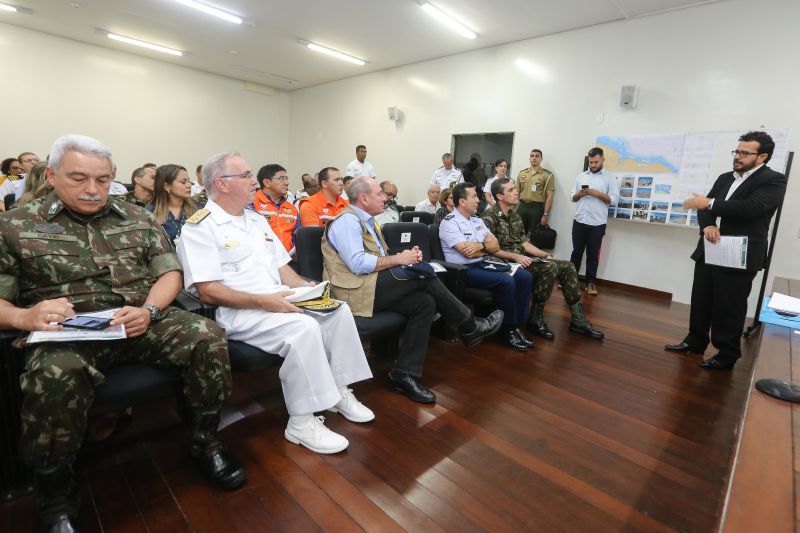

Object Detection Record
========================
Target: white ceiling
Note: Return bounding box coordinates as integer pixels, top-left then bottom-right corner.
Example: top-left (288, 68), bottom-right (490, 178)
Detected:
top-left (1, 0), bottom-right (724, 90)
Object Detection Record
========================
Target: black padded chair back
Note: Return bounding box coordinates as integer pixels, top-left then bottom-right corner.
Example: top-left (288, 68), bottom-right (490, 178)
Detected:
top-left (429, 223), bottom-right (446, 261)
top-left (295, 226), bottom-right (325, 281)
top-left (381, 222), bottom-right (431, 261)
top-left (400, 210), bottom-right (434, 225)
top-left (3, 193), bottom-right (16, 210)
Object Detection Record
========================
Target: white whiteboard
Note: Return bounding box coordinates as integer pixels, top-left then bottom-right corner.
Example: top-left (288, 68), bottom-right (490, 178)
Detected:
top-left (597, 129), bottom-right (791, 229)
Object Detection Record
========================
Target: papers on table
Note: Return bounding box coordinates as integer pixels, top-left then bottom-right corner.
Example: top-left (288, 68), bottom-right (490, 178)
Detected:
top-left (27, 308), bottom-right (127, 344)
top-left (768, 293), bottom-right (800, 316)
top-left (760, 297), bottom-right (800, 329)
top-left (285, 281), bottom-right (329, 303)
top-left (704, 236), bottom-right (747, 269)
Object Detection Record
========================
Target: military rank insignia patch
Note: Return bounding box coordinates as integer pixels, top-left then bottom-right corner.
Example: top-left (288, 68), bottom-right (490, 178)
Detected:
top-left (186, 208), bottom-right (211, 224)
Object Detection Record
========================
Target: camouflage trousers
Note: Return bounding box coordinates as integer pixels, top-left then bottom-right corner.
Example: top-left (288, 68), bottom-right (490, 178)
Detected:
top-left (527, 258), bottom-right (581, 305)
top-left (18, 307), bottom-right (231, 470)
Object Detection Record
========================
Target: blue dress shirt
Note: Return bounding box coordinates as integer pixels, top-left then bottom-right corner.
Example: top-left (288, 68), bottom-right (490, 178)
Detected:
top-left (327, 205), bottom-right (385, 275)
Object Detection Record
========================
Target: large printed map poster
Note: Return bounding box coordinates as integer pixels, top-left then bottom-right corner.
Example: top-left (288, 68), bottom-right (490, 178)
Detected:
top-left (596, 133), bottom-right (714, 228)
top-left (596, 130), bottom-right (791, 229)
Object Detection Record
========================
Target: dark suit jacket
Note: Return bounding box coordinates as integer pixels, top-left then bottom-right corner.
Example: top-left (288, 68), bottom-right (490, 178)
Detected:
top-left (691, 165), bottom-right (786, 271)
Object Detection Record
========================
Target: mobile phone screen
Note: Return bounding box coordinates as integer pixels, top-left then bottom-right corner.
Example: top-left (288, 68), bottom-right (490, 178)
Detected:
top-left (581, 184), bottom-right (589, 190)
top-left (62, 316), bottom-right (112, 330)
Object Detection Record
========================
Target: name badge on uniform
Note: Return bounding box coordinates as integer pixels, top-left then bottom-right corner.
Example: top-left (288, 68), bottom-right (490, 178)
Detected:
top-left (34, 223), bottom-right (65, 234)
top-left (224, 240), bottom-right (240, 249)
top-left (532, 183), bottom-right (538, 192)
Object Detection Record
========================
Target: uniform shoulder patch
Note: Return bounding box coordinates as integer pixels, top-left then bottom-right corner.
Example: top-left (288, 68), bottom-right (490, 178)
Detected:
top-left (186, 208), bottom-right (211, 224)
top-left (443, 213), bottom-right (455, 220)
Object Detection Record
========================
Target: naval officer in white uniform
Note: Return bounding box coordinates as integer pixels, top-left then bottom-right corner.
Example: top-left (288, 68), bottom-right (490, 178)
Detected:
top-left (177, 151), bottom-right (374, 455)
top-left (431, 152), bottom-right (464, 191)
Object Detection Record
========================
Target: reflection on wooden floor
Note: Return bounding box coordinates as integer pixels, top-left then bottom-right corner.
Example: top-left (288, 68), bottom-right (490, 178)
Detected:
top-left (1, 285), bottom-right (758, 532)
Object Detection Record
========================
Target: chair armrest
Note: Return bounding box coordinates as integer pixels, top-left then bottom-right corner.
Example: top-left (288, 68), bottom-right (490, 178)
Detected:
top-left (173, 290), bottom-right (217, 320)
top-left (431, 260), bottom-right (467, 300)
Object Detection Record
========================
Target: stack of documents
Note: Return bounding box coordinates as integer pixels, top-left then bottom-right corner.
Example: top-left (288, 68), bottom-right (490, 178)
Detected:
top-left (27, 308), bottom-right (126, 344)
top-left (768, 293), bottom-right (800, 316)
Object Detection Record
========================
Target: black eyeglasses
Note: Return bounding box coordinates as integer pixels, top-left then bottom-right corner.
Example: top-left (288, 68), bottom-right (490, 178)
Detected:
top-left (731, 150), bottom-right (759, 158)
top-left (217, 171), bottom-right (253, 180)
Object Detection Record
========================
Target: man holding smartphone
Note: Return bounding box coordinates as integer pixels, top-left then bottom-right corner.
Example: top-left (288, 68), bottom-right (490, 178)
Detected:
top-left (0, 134), bottom-right (245, 532)
top-left (569, 147), bottom-right (619, 295)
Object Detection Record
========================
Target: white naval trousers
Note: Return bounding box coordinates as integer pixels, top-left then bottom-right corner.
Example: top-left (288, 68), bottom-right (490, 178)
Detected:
top-left (217, 303), bottom-right (372, 416)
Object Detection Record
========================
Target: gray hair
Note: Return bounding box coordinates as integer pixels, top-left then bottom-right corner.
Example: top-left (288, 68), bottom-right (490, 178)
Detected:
top-left (427, 183), bottom-right (441, 192)
top-left (202, 151), bottom-right (240, 198)
top-left (442, 152), bottom-right (453, 162)
top-left (49, 134), bottom-right (114, 172)
top-left (348, 176), bottom-right (374, 202)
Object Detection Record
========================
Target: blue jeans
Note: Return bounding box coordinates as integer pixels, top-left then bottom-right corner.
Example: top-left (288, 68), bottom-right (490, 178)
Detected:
top-left (570, 221), bottom-right (606, 283)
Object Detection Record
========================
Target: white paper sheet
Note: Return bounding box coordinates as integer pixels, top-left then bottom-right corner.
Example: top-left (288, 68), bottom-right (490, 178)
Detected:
top-left (768, 293), bottom-right (800, 316)
top-left (704, 236), bottom-right (747, 269)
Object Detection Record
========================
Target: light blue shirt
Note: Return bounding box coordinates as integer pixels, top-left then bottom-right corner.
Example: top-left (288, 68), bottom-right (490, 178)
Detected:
top-left (571, 169), bottom-right (619, 226)
top-left (439, 209), bottom-right (489, 265)
top-left (327, 205), bottom-right (385, 275)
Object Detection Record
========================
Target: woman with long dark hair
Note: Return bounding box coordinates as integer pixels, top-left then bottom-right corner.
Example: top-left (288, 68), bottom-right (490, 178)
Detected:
top-left (150, 164), bottom-right (196, 246)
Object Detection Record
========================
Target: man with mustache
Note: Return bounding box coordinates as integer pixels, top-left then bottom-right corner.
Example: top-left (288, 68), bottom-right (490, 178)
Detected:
top-left (0, 134), bottom-right (245, 533)
top-left (177, 152), bottom-right (374, 456)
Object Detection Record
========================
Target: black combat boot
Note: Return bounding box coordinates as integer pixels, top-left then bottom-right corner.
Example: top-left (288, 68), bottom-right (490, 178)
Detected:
top-left (568, 302), bottom-right (604, 340)
top-left (34, 464), bottom-right (80, 533)
top-left (527, 302), bottom-right (554, 340)
top-left (190, 412), bottom-right (246, 491)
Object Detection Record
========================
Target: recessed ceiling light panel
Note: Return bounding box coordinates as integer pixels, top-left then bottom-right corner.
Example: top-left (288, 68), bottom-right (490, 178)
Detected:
top-left (107, 32), bottom-right (184, 56)
top-left (0, 2), bottom-right (17, 13)
top-left (300, 40), bottom-right (365, 66)
top-left (420, 2), bottom-right (477, 39)
top-left (171, 0), bottom-right (242, 24)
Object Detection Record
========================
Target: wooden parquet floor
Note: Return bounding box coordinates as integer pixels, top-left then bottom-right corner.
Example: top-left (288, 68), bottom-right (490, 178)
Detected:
top-left (0, 284), bottom-right (759, 532)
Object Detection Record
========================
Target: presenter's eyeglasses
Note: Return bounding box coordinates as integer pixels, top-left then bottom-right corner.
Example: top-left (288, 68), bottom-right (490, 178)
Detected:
top-left (731, 150), bottom-right (759, 158)
top-left (217, 171), bottom-right (253, 180)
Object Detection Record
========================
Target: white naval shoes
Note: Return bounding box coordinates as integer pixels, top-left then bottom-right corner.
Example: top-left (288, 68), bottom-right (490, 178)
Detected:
top-left (284, 415), bottom-right (349, 454)
top-left (328, 387), bottom-right (375, 423)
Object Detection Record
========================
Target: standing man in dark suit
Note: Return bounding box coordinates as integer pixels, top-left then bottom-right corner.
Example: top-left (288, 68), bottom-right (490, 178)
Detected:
top-left (666, 131), bottom-right (787, 370)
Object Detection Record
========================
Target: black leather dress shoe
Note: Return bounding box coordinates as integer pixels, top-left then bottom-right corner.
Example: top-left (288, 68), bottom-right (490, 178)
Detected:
top-left (699, 356), bottom-right (736, 370)
top-left (569, 321), bottom-right (604, 340)
top-left (528, 320), bottom-right (555, 340)
top-left (461, 310), bottom-right (504, 347)
top-left (514, 328), bottom-right (534, 348)
top-left (504, 329), bottom-right (530, 351)
top-left (388, 372), bottom-right (436, 403)
top-left (42, 515), bottom-right (77, 533)
top-left (192, 446), bottom-right (247, 491)
top-left (664, 342), bottom-right (703, 354)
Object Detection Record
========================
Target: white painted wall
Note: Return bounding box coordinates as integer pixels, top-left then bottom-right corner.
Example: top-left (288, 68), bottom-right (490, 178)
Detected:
top-left (0, 23), bottom-right (290, 183)
top-left (288, 0), bottom-right (800, 309)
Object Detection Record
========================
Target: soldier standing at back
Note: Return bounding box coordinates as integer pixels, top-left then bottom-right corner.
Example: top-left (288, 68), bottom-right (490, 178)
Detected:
top-left (515, 148), bottom-right (555, 236)
top-left (0, 134), bottom-right (245, 532)
top-left (483, 178), bottom-right (603, 341)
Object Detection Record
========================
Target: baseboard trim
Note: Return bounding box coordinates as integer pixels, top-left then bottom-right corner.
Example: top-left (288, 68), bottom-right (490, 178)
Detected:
top-left (579, 276), bottom-right (672, 301)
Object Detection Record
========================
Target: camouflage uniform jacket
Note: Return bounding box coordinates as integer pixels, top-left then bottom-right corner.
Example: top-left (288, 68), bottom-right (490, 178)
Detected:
top-left (0, 191), bottom-right (182, 312)
top-left (481, 204), bottom-right (526, 255)
top-left (191, 189), bottom-right (208, 208)
top-left (120, 190), bottom-right (153, 210)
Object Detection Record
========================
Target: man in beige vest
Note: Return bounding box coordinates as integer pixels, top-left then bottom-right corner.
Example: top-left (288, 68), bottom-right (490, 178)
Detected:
top-left (323, 177), bottom-right (503, 404)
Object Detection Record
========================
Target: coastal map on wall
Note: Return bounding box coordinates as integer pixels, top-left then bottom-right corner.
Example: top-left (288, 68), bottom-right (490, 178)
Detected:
top-left (596, 129), bottom-right (790, 228)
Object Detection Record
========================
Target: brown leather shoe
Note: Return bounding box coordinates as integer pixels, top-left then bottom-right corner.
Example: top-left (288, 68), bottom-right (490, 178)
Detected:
top-left (587, 283), bottom-right (598, 295)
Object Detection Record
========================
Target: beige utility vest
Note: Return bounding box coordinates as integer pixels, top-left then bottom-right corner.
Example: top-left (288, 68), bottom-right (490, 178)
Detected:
top-left (321, 207), bottom-right (388, 317)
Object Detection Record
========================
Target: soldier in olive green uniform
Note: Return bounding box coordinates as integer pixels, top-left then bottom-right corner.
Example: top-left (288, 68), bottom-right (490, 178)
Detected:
top-left (482, 177), bottom-right (603, 340)
top-left (120, 166), bottom-right (155, 209)
top-left (0, 135), bottom-right (244, 533)
top-left (515, 148), bottom-right (555, 236)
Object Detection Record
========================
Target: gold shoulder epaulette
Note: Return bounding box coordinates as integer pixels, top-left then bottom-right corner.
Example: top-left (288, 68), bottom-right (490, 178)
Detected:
top-left (186, 208), bottom-right (210, 224)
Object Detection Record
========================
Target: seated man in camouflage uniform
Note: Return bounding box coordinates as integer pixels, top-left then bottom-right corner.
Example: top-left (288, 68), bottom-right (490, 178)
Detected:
top-left (482, 178), bottom-right (603, 340)
top-left (121, 165), bottom-right (155, 208)
top-left (0, 134), bottom-right (245, 533)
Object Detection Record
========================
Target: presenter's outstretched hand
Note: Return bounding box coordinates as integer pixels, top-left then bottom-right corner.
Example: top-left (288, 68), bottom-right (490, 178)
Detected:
top-left (684, 193), bottom-right (711, 210)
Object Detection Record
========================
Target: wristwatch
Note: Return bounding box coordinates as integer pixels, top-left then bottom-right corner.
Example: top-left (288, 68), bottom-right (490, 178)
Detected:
top-left (141, 303), bottom-right (161, 321)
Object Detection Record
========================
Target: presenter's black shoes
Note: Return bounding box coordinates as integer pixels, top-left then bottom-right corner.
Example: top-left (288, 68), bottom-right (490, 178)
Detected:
top-left (43, 515), bottom-right (77, 533)
top-left (461, 310), bottom-right (504, 347)
top-left (699, 356), bottom-right (736, 370)
top-left (388, 372), bottom-right (436, 403)
top-left (504, 329), bottom-right (530, 351)
top-left (569, 321), bottom-right (604, 340)
top-left (514, 328), bottom-right (534, 348)
top-left (664, 342), bottom-right (704, 354)
top-left (528, 319), bottom-right (555, 340)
